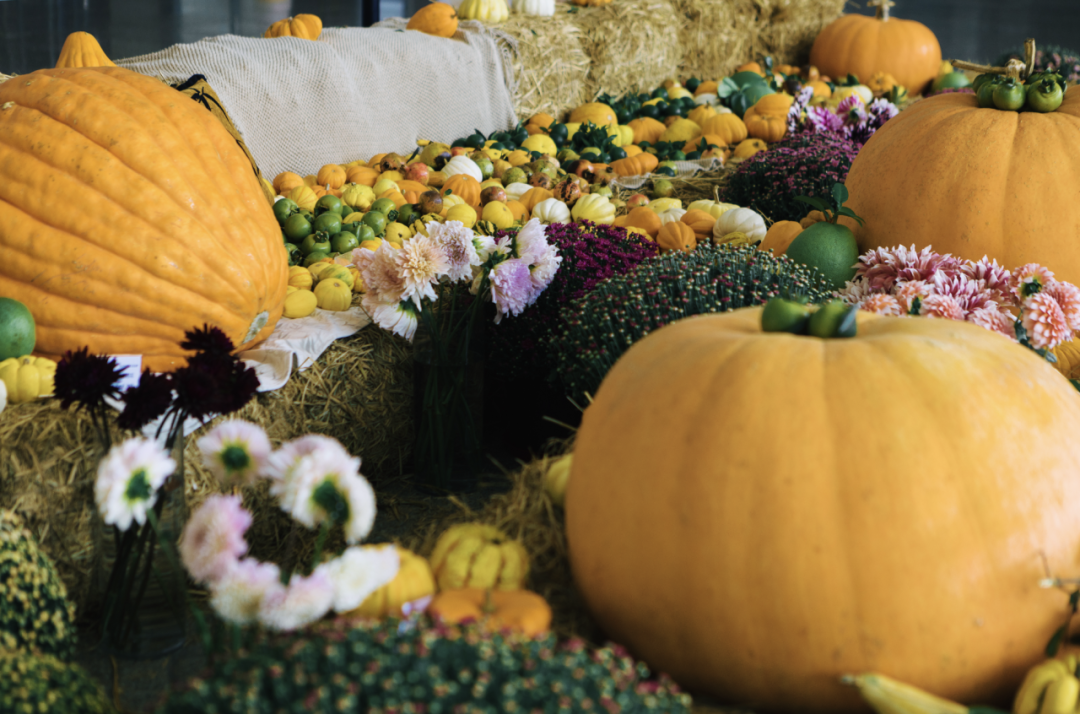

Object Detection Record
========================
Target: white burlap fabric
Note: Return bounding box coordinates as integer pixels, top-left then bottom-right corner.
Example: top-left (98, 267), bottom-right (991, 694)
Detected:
top-left (609, 157), bottom-right (723, 191)
top-left (116, 23), bottom-right (518, 179)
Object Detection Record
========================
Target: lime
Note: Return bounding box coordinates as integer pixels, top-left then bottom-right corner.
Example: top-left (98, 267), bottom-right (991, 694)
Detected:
top-left (303, 250), bottom-right (331, 267)
top-left (314, 194), bottom-right (344, 216)
top-left (362, 211), bottom-right (388, 237)
top-left (283, 214), bottom-right (313, 242)
top-left (313, 212), bottom-right (342, 235)
top-left (783, 222), bottom-right (859, 291)
top-left (761, 298), bottom-right (811, 334)
top-left (808, 301), bottom-right (858, 338)
top-left (0, 297), bottom-right (36, 360)
top-left (273, 198), bottom-right (298, 224)
top-left (331, 232), bottom-right (359, 254)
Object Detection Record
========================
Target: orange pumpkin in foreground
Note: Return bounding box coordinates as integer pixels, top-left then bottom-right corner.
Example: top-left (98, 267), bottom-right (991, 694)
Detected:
top-left (428, 588), bottom-right (552, 637)
top-left (845, 87), bottom-right (1080, 285)
top-left (0, 67), bottom-right (287, 370)
top-left (567, 306), bottom-right (1080, 712)
top-left (809, 1), bottom-right (940, 95)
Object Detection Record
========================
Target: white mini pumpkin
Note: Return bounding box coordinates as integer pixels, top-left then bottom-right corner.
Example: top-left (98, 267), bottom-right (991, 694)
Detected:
top-left (504, 182), bottom-right (533, 202)
top-left (656, 207), bottom-right (687, 225)
top-left (512, 0), bottom-right (554, 16)
top-left (441, 155), bottom-right (483, 183)
top-left (712, 206), bottom-right (767, 243)
top-left (571, 194), bottom-right (616, 225)
top-left (533, 198), bottom-right (571, 224)
top-left (458, 0), bottom-right (509, 22)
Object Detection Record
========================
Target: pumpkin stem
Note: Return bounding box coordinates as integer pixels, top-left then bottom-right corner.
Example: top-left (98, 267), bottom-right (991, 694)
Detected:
top-left (867, 0), bottom-right (894, 21)
top-left (951, 38), bottom-right (1036, 81)
top-left (482, 588), bottom-right (496, 615)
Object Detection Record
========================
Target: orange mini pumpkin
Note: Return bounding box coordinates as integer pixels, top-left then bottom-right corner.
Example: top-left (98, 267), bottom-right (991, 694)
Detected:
top-left (610, 152), bottom-right (659, 178)
top-left (520, 187), bottom-right (554, 213)
top-left (273, 171), bottom-right (305, 196)
top-left (569, 102), bottom-right (617, 127)
top-left (627, 117), bottom-right (667, 145)
top-left (699, 114), bottom-right (748, 146)
top-left (656, 221), bottom-right (697, 253)
top-left (621, 206), bottom-right (662, 238)
top-left (264, 13), bottom-right (323, 40)
top-left (316, 164), bottom-right (346, 189)
top-left (506, 200), bottom-right (530, 222)
top-left (346, 165), bottom-right (380, 187)
top-left (406, 2), bottom-right (459, 38)
top-left (428, 588), bottom-right (552, 637)
top-left (743, 109), bottom-right (787, 143)
top-left (680, 209), bottom-right (716, 241)
top-left (441, 174), bottom-right (481, 209)
top-left (758, 220), bottom-right (803, 255)
top-left (349, 547), bottom-right (437, 618)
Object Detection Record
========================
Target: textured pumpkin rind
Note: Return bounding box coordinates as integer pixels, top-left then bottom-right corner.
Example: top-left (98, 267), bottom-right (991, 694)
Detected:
top-left (809, 13), bottom-right (941, 95)
top-left (429, 524), bottom-right (530, 591)
top-left (567, 307), bottom-right (1080, 712)
top-left (0, 68), bottom-right (286, 371)
top-left (845, 88), bottom-right (1080, 286)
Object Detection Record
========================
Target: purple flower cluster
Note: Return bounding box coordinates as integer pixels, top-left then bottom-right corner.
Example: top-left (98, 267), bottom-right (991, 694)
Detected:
top-left (487, 221), bottom-right (659, 379)
top-left (787, 87), bottom-right (899, 148)
top-left (723, 131), bottom-right (861, 223)
top-left (997, 44), bottom-right (1080, 83)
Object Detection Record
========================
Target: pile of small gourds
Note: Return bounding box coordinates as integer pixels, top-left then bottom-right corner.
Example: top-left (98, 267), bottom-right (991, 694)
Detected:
top-left (973, 69), bottom-right (1067, 112)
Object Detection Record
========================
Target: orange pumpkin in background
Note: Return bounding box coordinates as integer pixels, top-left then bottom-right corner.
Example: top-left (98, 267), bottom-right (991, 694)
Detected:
top-left (406, 2), bottom-right (460, 38)
top-left (264, 13), bottom-right (323, 40)
top-left (567, 306), bottom-right (1080, 712)
top-left (428, 588), bottom-right (552, 637)
top-left (809, 0), bottom-right (941, 95)
top-left (0, 67), bottom-right (286, 370)
top-left (844, 87), bottom-right (1080, 285)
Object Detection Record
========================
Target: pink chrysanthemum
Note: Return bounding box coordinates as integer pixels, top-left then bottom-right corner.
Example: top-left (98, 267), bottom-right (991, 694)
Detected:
top-left (894, 280), bottom-right (934, 315)
top-left (836, 279), bottom-right (876, 306)
top-left (196, 420), bottom-right (272, 488)
top-left (854, 245), bottom-right (960, 292)
top-left (967, 306), bottom-right (1018, 341)
top-left (1010, 263), bottom-right (1056, 300)
top-left (352, 241), bottom-right (406, 305)
top-left (894, 246), bottom-right (962, 285)
top-left (858, 293), bottom-right (903, 316)
top-left (919, 293), bottom-right (966, 321)
top-left (258, 570), bottom-right (335, 631)
top-left (396, 234), bottom-right (449, 309)
top-left (1022, 292), bottom-right (1072, 349)
top-left (179, 494), bottom-right (252, 585)
top-left (428, 220), bottom-right (480, 283)
top-left (489, 258), bottom-right (534, 324)
top-left (962, 256), bottom-right (1013, 306)
top-left (1043, 281), bottom-right (1080, 332)
top-left (209, 557), bottom-right (281, 625)
top-left (930, 272), bottom-right (998, 316)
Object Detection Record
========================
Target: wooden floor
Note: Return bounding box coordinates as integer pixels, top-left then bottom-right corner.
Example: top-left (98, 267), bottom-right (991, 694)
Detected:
top-left (1, 0), bottom-right (1078, 76)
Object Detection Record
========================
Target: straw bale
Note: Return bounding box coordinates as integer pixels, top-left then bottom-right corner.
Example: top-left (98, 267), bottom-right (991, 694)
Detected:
top-left (751, 0), bottom-right (846, 67)
top-left (572, 0), bottom-right (683, 101)
top-left (498, 7), bottom-right (592, 122)
top-left (672, 0), bottom-right (753, 81)
top-left (0, 323), bottom-right (413, 617)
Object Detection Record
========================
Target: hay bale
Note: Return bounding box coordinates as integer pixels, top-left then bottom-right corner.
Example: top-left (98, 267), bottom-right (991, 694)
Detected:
top-left (672, 0), bottom-right (752, 81)
top-left (572, 0), bottom-right (682, 101)
top-left (751, 0), bottom-right (846, 67)
top-left (499, 7), bottom-right (592, 122)
top-left (0, 323), bottom-right (413, 617)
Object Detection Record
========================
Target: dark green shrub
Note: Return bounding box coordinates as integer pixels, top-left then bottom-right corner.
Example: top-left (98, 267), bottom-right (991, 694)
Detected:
top-left (0, 650), bottom-right (113, 714)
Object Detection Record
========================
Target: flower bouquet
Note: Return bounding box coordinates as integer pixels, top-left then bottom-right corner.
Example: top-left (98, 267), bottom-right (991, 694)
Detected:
top-left (352, 218), bottom-right (561, 491)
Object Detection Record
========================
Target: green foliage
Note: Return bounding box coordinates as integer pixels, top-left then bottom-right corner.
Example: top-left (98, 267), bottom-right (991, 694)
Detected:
top-left (0, 509), bottom-right (77, 661)
top-left (795, 182), bottom-right (864, 226)
top-left (0, 650), bottom-right (113, 714)
top-left (549, 244), bottom-right (834, 401)
top-left (160, 617), bottom-right (692, 713)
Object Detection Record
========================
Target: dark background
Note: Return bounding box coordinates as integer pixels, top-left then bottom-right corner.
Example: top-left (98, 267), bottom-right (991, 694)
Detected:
top-left (1, 0), bottom-right (1078, 79)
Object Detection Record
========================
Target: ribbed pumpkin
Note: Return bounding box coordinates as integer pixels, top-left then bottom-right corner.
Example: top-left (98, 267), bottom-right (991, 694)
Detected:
top-left (0, 68), bottom-right (286, 370)
top-left (758, 220), bottom-right (803, 255)
top-left (55, 32), bottom-right (116, 69)
top-left (264, 13), bottom-right (323, 40)
top-left (699, 113), bottom-right (748, 146)
top-left (567, 306), bottom-right (1080, 712)
top-left (680, 209), bottom-right (716, 241)
top-left (627, 117), bottom-right (667, 145)
top-left (519, 187), bottom-right (554, 213)
top-left (346, 165), bottom-right (379, 186)
top-left (430, 523), bottom-right (530, 591)
top-left (655, 221), bottom-right (696, 253)
top-left (406, 2), bottom-right (460, 38)
top-left (809, 0), bottom-right (941, 95)
top-left (743, 109), bottom-right (787, 142)
top-left (349, 547), bottom-right (437, 618)
top-left (441, 174), bottom-right (482, 208)
top-left (610, 152), bottom-right (658, 177)
top-left (569, 102), bottom-right (617, 127)
top-left (615, 206), bottom-right (662, 238)
top-left (316, 164), bottom-right (346, 189)
top-left (844, 87), bottom-right (1080, 285)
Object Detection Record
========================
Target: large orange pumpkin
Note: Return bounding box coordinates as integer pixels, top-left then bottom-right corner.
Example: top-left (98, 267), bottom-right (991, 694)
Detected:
top-left (0, 67), bottom-right (287, 370)
top-left (567, 306), bottom-right (1080, 712)
top-left (809, 1), bottom-right (941, 95)
top-left (844, 87), bottom-right (1080, 285)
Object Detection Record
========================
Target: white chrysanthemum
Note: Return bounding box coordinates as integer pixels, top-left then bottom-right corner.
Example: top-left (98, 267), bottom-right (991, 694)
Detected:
top-left (209, 558), bottom-right (281, 625)
top-left (836, 279), bottom-right (876, 306)
top-left (363, 291), bottom-right (419, 341)
top-left (196, 420), bottom-right (272, 488)
top-left (472, 234), bottom-right (497, 263)
top-left (258, 570), bottom-right (334, 631)
top-left (339, 471), bottom-right (377, 544)
top-left (275, 447), bottom-right (374, 540)
top-left (179, 494), bottom-right (251, 585)
top-left (265, 434), bottom-right (356, 514)
top-left (316, 544), bottom-right (400, 613)
top-left (94, 437), bottom-right (175, 532)
top-left (489, 257), bottom-right (534, 324)
top-left (513, 218), bottom-right (549, 264)
top-left (353, 241), bottom-right (406, 305)
top-left (429, 220), bottom-right (480, 283)
top-left (527, 242), bottom-right (562, 300)
top-left (396, 234), bottom-right (449, 308)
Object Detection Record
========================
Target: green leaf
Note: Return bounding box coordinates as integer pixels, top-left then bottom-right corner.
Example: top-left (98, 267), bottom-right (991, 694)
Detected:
top-left (1069, 589), bottom-right (1079, 610)
top-left (831, 182), bottom-right (849, 208)
top-left (1071, 378), bottom-right (1080, 393)
top-left (1046, 624), bottom-right (1067, 657)
top-left (716, 77), bottom-right (740, 100)
top-left (795, 196), bottom-right (829, 212)
top-left (968, 707), bottom-right (1013, 714)
top-left (836, 207), bottom-right (865, 226)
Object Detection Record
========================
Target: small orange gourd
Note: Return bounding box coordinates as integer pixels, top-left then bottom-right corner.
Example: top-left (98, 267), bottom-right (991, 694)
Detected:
top-left (273, 171), bottom-right (305, 196)
top-left (264, 13), bottom-right (323, 40)
top-left (346, 165), bottom-right (380, 187)
top-left (699, 114), bottom-right (748, 146)
top-left (680, 209), bottom-right (716, 241)
top-left (316, 164), bottom-right (346, 189)
top-left (441, 174), bottom-right (482, 209)
top-left (656, 221), bottom-right (697, 253)
top-left (743, 109), bottom-right (787, 143)
top-left (519, 187), bottom-right (554, 213)
top-left (610, 152), bottom-right (659, 177)
top-left (621, 207), bottom-right (662, 238)
top-left (758, 220), bottom-right (803, 255)
top-left (569, 102), bottom-right (617, 126)
top-left (406, 2), bottom-right (460, 38)
top-left (627, 117), bottom-right (668, 145)
top-left (428, 588), bottom-right (552, 637)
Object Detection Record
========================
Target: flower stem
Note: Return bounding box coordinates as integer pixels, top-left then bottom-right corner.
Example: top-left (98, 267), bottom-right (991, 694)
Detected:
top-left (309, 520), bottom-right (331, 574)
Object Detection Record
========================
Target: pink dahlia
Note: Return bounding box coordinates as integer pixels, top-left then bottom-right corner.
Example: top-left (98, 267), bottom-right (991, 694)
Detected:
top-left (1044, 281), bottom-right (1080, 332)
top-left (919, 293), bottom-right (966, 321)
top-left (858, 293), bottom-right (903, 316)
top-left (961, 257), bottom-right (1013, 306)
top-left (1010, 263), bottom-right (1055, 300)
top-left (895, 280), bottom-right (933, 315)
top-left (1022, 292), bottom-right (1072, 349)
top-left (967, 306), bottom-right (1018, 341)
top-left (930, 272), bottom-right (998, 316)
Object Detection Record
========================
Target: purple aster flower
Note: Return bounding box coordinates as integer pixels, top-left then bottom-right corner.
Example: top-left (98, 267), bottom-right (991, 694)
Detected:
top-left (805, 106), bottom-right (845, 134)
top-left (117, 369), bottom-right (174, 432)
top-left (489, 258), bottom-right (534, 324)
